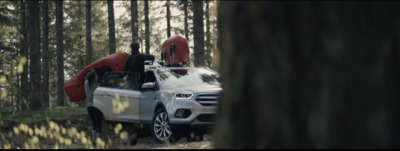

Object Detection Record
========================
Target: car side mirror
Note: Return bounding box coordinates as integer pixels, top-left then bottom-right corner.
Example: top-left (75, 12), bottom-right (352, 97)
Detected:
top-left (142, 82), bottom-right (155, 90)
top-left (144, 60), bottom-right (153, 65)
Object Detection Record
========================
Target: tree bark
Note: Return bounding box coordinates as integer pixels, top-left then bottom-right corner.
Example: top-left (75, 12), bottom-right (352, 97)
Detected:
top-left (213, 1), bottom-right (400, 149)
top-left (183, 0), bottom-right (189, 42)
top-left (205, 0), bottom-right (211, 68)
top-left (144, 0), bottom-right (150, 55)
top-left (56, 1), bottom-right (64, 107)
top-left (108, 0), bottom-right (116, 55)
top-left (131, 0), bottom-right (138, 42)
top-left (42, 0), bottom-right (50, 108)
top-left (20, 0), bottom-right (28, 111)
top-left (86, 0), bottom-right (93, 66)
top-left (192, 0), bottom-right (205, 67)
top-left (28, 1), bottom-right (42, 110)
top-left (166, 0), bottom-right (171, 38)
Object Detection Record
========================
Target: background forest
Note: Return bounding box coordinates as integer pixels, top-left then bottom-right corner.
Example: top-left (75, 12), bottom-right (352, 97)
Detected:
top-left (3, 0), bottom-right (400, 149)
top-left (0, 0), bottom-right (218, 111)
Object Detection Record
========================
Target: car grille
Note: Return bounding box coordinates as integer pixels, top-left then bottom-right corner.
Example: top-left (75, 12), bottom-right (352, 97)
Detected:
top-left (196, 94), bottom-right (219, 106)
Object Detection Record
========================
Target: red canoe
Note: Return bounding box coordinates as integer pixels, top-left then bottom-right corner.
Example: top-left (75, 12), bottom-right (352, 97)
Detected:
top-left (63, 52), bottom-right (130, 102)
top-left (161, 35), bottom-right (190, 65)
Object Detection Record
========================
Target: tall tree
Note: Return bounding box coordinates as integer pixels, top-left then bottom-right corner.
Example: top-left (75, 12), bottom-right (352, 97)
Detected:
top-left (192, 0), bottom-right (205, 67)
top-left (131, 0), bottom-right (138, 42)
top-left (144, 0), bottom-right (150, 54)
top-left (166, 0), bottom-right (171, 38)
top-left (213, 1), bottom-right (400, 149)
top-left (205, 0), bottom-right (211, 68)
top-left (177, 0), bottom-right (191, 42)
top-left (20, 0), bottom-right (28, 110)
top-left (42, 0), bottom-right (50, 108)
top-left (183, 0), bottom-right (189, 42)
top-left (28, 1), bottom-right (42, 110)
top-left (55, 1), bottom-right (64, 106)
top-left (108, 0), bottom-right (116, 54)
top-left (86, 0), bottom-right (93, 65)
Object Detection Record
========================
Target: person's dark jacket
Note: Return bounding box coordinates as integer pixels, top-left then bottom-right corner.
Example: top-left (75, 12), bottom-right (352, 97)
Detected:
top-left (124, 52), bottom-right (155, 73)
top-left (124, 52), bottom-right (155, 84)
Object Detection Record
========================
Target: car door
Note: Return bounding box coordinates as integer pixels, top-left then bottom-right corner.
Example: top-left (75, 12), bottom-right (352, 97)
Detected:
top-left (139, 70), bottom-right (159, 124)
top-left (94, 72), bottom-right (141, 122)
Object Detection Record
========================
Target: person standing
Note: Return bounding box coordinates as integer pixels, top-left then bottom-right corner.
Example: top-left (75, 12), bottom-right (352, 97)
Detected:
top-left (124, 42), bottom-right (155, 90)
top-left (84, 68), bottom-right (102, 145)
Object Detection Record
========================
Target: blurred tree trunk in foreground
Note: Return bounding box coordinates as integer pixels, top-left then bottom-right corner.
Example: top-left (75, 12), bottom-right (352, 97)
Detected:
top-left (213, 1), bottom-right (400, 149)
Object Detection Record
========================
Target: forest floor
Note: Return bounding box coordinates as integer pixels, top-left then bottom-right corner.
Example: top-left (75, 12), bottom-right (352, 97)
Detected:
top-left (0, 107), bottom-right (212, 149)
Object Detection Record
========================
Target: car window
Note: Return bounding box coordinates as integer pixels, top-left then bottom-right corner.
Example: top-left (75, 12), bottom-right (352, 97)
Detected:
top-left (156, 68), bottom-right (221, 87)
top-left (143, 71), bottom-right (159, 91)
top-left (101, 72), bottom-right (138, 90)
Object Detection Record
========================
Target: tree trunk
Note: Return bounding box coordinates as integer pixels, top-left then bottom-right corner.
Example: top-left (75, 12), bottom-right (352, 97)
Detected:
top-left (205, 0), bottom-right (211, 68)
top-left (131, 0), bottom-right (138, 42)
top-left (108, 0), bottom-right (116, 55)
top-left (144, 0), bottom-right (150, 55)
top-left (28, 1), bottom-right (42, 110)
top-left (183, 0), bottom-right (189, 42)
top-left (20, 0), bottom-right (28, 111)
top-left (166, 0), bottom-right (171, 38)
top-left (56, 1), bottom-right (64, 107)
top-left (86, 0), bottom-right (93, 66)
top-left (10, 61), bottom-right (14, 112)
top-left (192, 0), bottom-right (205, 67)
top-left (213, 1), bottom-right (400, 149)
top-left (42, 0), bottom-right (50, 108)
top-left (16, 73), bottom-right (20, 111)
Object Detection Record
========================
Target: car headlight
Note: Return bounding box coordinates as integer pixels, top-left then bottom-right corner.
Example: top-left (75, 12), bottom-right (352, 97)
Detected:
top-left (168, 92), bottom-right (194, 100)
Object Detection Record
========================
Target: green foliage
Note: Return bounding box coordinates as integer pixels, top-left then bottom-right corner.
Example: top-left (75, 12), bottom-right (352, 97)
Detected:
top-left (0, 107), bottom-right (86, 123)
top-left (64, 1), bottom-right (87, 77)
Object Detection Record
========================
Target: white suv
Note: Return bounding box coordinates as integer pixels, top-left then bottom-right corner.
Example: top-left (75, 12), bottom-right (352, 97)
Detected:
top-left (92, 61), bottom-right (222, 144)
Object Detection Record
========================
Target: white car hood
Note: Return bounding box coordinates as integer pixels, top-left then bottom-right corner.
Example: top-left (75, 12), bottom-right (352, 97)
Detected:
top-left (176, 85), bottom-right (222, 93)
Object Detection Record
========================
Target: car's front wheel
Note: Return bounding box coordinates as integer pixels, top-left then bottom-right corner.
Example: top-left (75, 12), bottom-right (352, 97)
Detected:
top-left (151, 109), bottom-right (177, 143)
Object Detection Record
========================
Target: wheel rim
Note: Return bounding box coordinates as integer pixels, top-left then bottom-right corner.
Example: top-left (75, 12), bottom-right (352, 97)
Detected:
top-left (153, 112), bottom-right (172, 141)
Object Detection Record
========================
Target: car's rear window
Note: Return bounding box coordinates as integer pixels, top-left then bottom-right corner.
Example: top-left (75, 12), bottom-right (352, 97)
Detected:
top-left (156, 68), bottom-right (221, 87)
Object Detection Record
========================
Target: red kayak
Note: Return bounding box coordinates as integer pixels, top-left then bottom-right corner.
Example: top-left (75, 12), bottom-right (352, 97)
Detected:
top-left (161, 35), bottom-right (190, 65)
top-left (63, 52), bottom-right (130, 102)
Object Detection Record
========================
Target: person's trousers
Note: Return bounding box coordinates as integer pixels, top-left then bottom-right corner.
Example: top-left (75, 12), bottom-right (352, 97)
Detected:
top-left (87, 106), bottom-right (103, 133)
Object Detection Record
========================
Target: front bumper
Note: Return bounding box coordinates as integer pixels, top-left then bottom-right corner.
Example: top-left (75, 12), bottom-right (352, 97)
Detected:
top-left (166, 99), bottom-right (217, 126)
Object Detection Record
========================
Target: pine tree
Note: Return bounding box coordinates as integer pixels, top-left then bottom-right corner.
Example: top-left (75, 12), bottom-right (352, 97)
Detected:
top-left (192, 0), bottom-right (205, 67)
top-left (42, 0), bottom-right (50, 108)
top-left (28, 1), bottom-right (42, 110)
top-left (86, 0), bottom-right (93, 65)
top-left (108, 0), bottom-right (116, 54)
top-left (55, 0), bottom-right (64, 106)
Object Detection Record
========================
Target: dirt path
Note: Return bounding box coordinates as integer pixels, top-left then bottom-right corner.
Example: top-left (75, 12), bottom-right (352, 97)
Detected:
top-left (0, 114), bottom-right (212, 149)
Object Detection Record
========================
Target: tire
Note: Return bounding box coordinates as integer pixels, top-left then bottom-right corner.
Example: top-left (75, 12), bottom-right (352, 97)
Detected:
top-left (151, 108), bottom-right (176, 143)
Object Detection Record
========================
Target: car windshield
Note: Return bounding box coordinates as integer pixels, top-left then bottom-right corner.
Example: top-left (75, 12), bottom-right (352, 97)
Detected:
top-left (156, 68), bottom-right (221, 87)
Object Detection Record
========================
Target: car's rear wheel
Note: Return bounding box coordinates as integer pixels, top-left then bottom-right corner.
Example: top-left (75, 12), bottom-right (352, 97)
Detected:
top-left (151, 109), bottom-right (178, 143)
